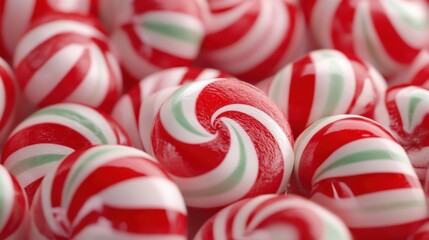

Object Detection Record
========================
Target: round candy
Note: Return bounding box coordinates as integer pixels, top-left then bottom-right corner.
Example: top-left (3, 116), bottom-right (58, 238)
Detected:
top-left (0, 165), bottom-right (28, 240)
top-left (258, 49), bottom-right (387, 138)
top-left (29, 144), bottom-right (187, 239)
top-left (199, 0), bottom-right (307, 83)
top-left (151, 78), bottom-right (294, 209)
top-left (0, 0), bottom-right (98, 62)
top-left (294, 114), bottom-right (428, 240)
top-left (194, 194), bottom-right (352, 240)
top-left (301, 0), bottom-right (429, 77)
top-left (13, 14), bottom-right (122, 112)
top-left (1, 103), bottom-right (130, 205)
top-left (375, 85), bottom-right (429, 182)
top-left (111, 67), bottom-right (234, 150)
top-left (0, 57), bottom-right (17, 146)
top-left (110, 0), bottom-right (206, 84)
top-left (392, 50), bottom-right (429, 88)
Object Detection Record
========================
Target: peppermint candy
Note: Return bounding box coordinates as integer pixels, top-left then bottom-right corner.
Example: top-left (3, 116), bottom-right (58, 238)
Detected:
top-left (151, 78), bottom-right (294, 209)
top-left (0, 57), bottom-right (16, 145)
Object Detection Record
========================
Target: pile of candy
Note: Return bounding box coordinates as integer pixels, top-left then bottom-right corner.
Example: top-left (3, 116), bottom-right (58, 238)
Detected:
top-left (2, 0), bottom-right (429, 239)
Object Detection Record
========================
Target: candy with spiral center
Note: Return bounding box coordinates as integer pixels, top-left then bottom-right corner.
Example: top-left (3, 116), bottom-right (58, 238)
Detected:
top-left (109, 0), bottom-right (206, 84)
top-left (194, 194), bottom-right (352, 240)
top-left (294, 115), bottom-right (428, 240)
top-left (1, 103), bottom-right (130, 205)
top-left (0, 165), bottom-right (28, 240)
top-left (258, 49), bottom-right (387, 138)
top-left (0, 0), bottom-right (98, 62)
top-left (111, 67), bottom-right (233, 151)
top-left (200, 0), bottom-right (306, 83)
top-left (29, 145), bottom-right (187, 239)
top-left (13, 14), bottom-right (122, 112)
top-left (301, 0), bottom-right (429, 77)
top-left (375, 85), bottom-right (429, 182)
top-left (151, 78), bottom-right (294, 209)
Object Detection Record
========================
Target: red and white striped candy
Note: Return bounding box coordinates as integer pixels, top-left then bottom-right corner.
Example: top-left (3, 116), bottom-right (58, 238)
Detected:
top-left (110, 0), bottom-right (206, 84)
top-left (392, 50), bottom-right (429, 88)
top-left (294, 115), bottom-right (428, 240)
top-left (151, 78), bottom-right (294, 209)
top-left (409, 221), bottom-right (429, 240)
top-left (301, 0), bottom-right (429, 77)
top-left (111, 67), bottom-right (234, 151)
top-left (375, 85), bottom-right (429, 182)
top-left (194, 194), bottom-right (352, 240)
top-left (13, 14), bottom-right (122, 112)
top-left (1, 103), bottom-right (130, 205)
top-left (258, 49), bottom-right (387, 138)
top-left (30, 145), bottom-right (187, 239)
top-left (199, 0), bottom-right (307, 83)
top-left (0, 165), bottom-right (28, 240)
top-left (0, 0), bottom-right (98, 62)
top-left (0, 57), bottom-right (16, 146)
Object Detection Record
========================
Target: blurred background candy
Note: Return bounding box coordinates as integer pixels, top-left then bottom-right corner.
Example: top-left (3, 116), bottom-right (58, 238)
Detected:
top-left (13, 14), bottom-right (122, 112)
top-left (29, 144), bottom-right (187, 239)
top-left (0, 165), bottom-right (28, 240)
top-left (1, 103), bottom-right (130, 204)
top-left (294, 115), bottom-right (428, 240)
top-left (199, 0), bottom-right (307, 83)
top-left (258, 49), bottom-right (387, 137)
top-left (0, 57), bottom-right (16, 146)
top-left (301, 0), bottom-right (429, 78)
top-left (195, 194), bottom-right (352, 240)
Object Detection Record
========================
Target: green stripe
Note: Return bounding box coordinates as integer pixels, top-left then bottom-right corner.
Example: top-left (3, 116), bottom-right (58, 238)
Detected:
top-left (33, 108), bottom-right (108, 143)
top-left (63, 147), bottom-right (119, 202)
top-left (408, 96), bottom-right (422, 129)
top-left (362, 199), bottom-right (425, 212)
top-left (386, 0), bottom-right (429, 29)
top-left (183, 124), bottom-right (246, 197)
top-left (9, 154), bottom-right (66, 176)
top-left (324, 221), bottom-right (347, 240)
top-left (171, 85), bottom-right (208, 137)
top-left (315, 149), bottom-right (408, 180)
top-left (143, 21), bottom-right (201, 45)
top-left (323, 73), bottom-right (344, 116)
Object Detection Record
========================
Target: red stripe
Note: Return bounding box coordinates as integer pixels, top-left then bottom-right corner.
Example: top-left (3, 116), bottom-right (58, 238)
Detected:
top-left (299, 0), bottom-right (316, 25)
top-left (331, 1), bottom-right (356, 54)
top-left (369, 0), bottom-right (420, 64)
top-left (134, 0), bottom-right (202, 16)
top-left (345, 55), bottom-right (368, 114)
top-left (288, 55), bottom-right (316, 137)
top-left (0, 0), bottom-right (11, 62)
top-left (411, 63), bottom-right (429, 87)
top-left (351, 219), bottom-right (426, 240)
top-left (0, 64), bottom-right (16, 131)
top-left (25, 177), bottom-right (43, 205)
top-left (95, 52), bottom-right (122, 113)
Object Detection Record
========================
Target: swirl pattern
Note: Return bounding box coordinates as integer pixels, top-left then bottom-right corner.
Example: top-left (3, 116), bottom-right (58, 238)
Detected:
top-left (29, 145), bottom-right (187, 239)
top-left (0, 165), bottom-right (28, 240)
top-left (195, 194), bottom-right (352, 240)
top-left (200, 0), bottom-right (306, 83)
top-left (294, 115), bottom-right (428, 240)
top-left (151, 78), bottom-right (294, 209)
top-left (111, 67), bottom-right (233, 150)
top-left (301, 0), bottom-right (429, 76)
top-left (258, 49), bottom-right (387, 138)
top-left (1, 103), bottom-right (130, 205)
top-left (13, 14), bottom-right (122, 112)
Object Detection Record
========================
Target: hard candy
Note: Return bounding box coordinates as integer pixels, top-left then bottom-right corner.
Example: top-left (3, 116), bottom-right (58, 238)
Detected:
top-left (194, 194), bottom-right (352, 240)
top-left (111, 67), bottom-right (234, 151)
top-left (294, 114), bottom-right (428, 240)
top-left (258, 49), bottom-right (387, 138)
top-left (151, 78), bottom-right (294, 209)
top-left (13, 14), bottom-right (122, 112)
top-left (0, 165), bottom-right (28, 240)
top-left (29, 145), bottom-right (187, 239)
top-left (0, 57), bottom-right (16, 145)
top-left (200, 0), bottom-right (307, 83)
top-left (1, 103), bottom-right (130, 204)
top-left (301, 0), bottom-right (429, 77)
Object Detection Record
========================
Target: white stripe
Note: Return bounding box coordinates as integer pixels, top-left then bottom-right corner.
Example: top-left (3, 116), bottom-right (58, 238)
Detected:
top-left (0, 166), bottom-right (14, 231)
top-left (310, 0), bottom-right (340, 48)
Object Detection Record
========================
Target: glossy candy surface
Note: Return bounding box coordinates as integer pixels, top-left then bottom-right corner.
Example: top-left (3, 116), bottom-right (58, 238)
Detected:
top-left (0, 57), bottom-right (16, 145)
top-left (111, 67), bottom-right (233, 151)
top-left (151, 78), bottom-right (294, 209)
top-left (29, 145), bottom-right (187, 239)
top-left (110, 0), bottom-right (206, 84)
top-left (294, 115), bottom-right (428, 240)
top-left (1, 103), bottom-right (130, 204)
top-left (200, 0), bottom-right (306, 83)
top-left (258, 49), bottom-right (387, 138)
top-left (301, 0), bottom-right (429, 77)
top-left (0, 165), bottom-right (28, 240)
top-left (194, 194), bottom-right (352, 240)
top-left (13, 14), bottom-right (122, 112)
